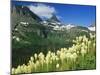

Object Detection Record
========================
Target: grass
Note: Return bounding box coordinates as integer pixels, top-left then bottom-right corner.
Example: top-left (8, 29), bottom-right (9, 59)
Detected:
top-left (11, 33), bottom-right (96, 74)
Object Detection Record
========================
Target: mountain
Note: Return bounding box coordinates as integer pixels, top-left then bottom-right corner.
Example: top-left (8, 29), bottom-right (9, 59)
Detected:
top-left (47, 14), bottom-right (60, 23)
top-left (11, 5), bottom-right (46, 45)
top-left (11, 4), bottom-right (94, 46)
top-left (88, 26), bottom-right (95, 31)
top-left (88, 24), bottom-right (96, 31)
top-left (11, 5), bottom-right (42, 30)
top-left (40, 15), bottom-right (62, 30)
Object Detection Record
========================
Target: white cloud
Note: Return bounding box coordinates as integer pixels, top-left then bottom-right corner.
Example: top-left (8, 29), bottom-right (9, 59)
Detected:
top-left (28, 4), bottom-right (56, 19)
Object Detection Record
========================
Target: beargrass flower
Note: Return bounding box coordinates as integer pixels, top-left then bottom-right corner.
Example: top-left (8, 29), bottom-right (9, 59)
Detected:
top-left (81, 47), bottom-right (87, 56)
top-left (12, 68), bottom-right (15, 74)
top-left (16, 37), bottom-right (20, 42)
top-left (30, 56), bottom-right (34, 62)
top-left (34, 53), bottom-right (38, 60)
top-left (56, 63), bottom-right (60, 69)
top-left (70, 53), bottom-right (78, 62)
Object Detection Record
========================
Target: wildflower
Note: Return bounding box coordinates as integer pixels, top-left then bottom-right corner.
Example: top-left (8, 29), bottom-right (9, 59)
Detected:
top-left (81, 42), bottom-right (85, 46)
top-left (38, 53), bottom-right (45, 65)
top-left (81, 47), bottom-right (87, 56)
top-left (12, 68), bottom-right (15, 74)
top-left (36, 60), bottom-right (40, 66)
top-left (73, 40), bottom-right (76, 43)
top-left (15, 28), bottom-right (18, 31)
top-left (51, 55), bottom-right (56, 61)
top-left (63, 48), bottom-right (67, 51)
top-left (76, 51), bottom-right (79, 54)
top-left (12, 36), bottom-right (16, 39)
top-left (55, 55), bottom-right (59, 61)
top-left (30, 56), bottom-right (34, 62)
top-left (73, 53), bottom-right (78, 58)
top-left (23, 65), bottom-right (27, 73)
top-left (61, 48), bottom-right (65, 52)
top-left (15, 65), bottom-right (21, 74)
top-left (60, 52), bottom-right (66, 60)
top-left (29, 60), bottom-right (32, 65)
top-left (56, 63), bottom-right (60, 68)
top-left (16, 37), bottom-right (20, 42)
top-left (65, 52), bottom-right (72, 59)
top-left (70, 53), bottom-right (78, 62)
top-left (57, 50), bottom-right (60, 56)
top-left (34, 53), bottom-right (37, 60)
top-left (27, 65), bottom-right (32, 73)
top-left (46, 55), bottom-right (50, 63)
top-left (48, 51), bottom-right (51, 55)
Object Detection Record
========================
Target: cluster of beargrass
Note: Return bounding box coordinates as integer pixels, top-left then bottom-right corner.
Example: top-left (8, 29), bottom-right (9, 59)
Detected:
top-left (12, 33), bottom-right (96, 74)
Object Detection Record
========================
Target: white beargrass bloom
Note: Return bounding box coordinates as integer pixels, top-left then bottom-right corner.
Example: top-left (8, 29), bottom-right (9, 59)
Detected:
top-left (46, 55), bottom-right (50, 63)
top-left (68, 48), bottom-right (74, 53)
top-left (65, 52), bottom-right (72, 59)
top-left (27, 65), bottom-right (32, 73)
top-left (12, 68), bottom-right (15, 74)
top-left (29, 60), bottom-right (33, 65)
top-left (51, 55), bottom-right (56, 61)
top-left (15, 28), bottom-right (18, 31)
top-left (55, 56), bottom-right (59, 61)
top-left (82, 42), bottom-right (85, 46)
top-left (48, 51), bottom-right (51, 55)
top-left (76, 51), bottom-right (80, 54)
top-left (38, 52), bottom-right (45, 61)
top-left (60, 52), bottom-right (66, 60)
top-left (73, 40), bottom-right (76, 43)
top-left (63, 48), bottom-right (67, 51)
top-left (73, 53), bottom-right (78, 58)
top-left (34, 53), bottom-right (37, 60)
top-left (20, 65), bottom-right (24, 73)
top-left (61, 48), bottom-right (67, 52)
top-left (69, 53), bottom-right (78, 62)
top-left (35, 60), bottom-right (40, 70)
top-left (15, 65), bottom-right (21, 74)
top-left (16, 37), bottom-right (20, 42)
top-left (56, 63), bottom-right (60, 68)
top-left (30, 56), bottom-right (34, 62)
top-left (12, 36), bottom-right (16, 39)
top-left (61, 48), bottom-right (64, 52)
top-left (57, 50), bottom-right (60, 56)
top-left (36, 60), bottom-right (39, 66)
top-left (23, 65), bottom-right (27, 73)
top-left (81, 47), bottom-right (87, 56)
top-left (51, 53), bottom-right (54, 57)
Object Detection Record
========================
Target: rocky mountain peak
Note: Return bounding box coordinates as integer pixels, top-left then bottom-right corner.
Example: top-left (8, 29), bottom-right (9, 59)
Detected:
top-left (47, 14), bottom-right (60, 23)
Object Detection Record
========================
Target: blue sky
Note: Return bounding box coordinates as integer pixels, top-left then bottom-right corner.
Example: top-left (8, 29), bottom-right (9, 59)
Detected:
top-left (12, 1), bottom-right (96, 27)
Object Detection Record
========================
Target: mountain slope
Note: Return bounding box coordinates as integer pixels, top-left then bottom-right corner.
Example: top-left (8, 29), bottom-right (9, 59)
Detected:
top-left (11, 5), bottom-right (47, 46)
top-left (47, 14), bottom-right (60, 23)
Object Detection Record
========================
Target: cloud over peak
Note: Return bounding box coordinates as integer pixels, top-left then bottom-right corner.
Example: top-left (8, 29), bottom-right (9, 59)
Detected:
top-left (28, 4), bottom-right (56, 19)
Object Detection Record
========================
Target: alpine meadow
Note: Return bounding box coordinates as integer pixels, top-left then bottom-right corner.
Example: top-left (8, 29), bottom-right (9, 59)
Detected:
top-left (11, 1), bottom-right (96, 74)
